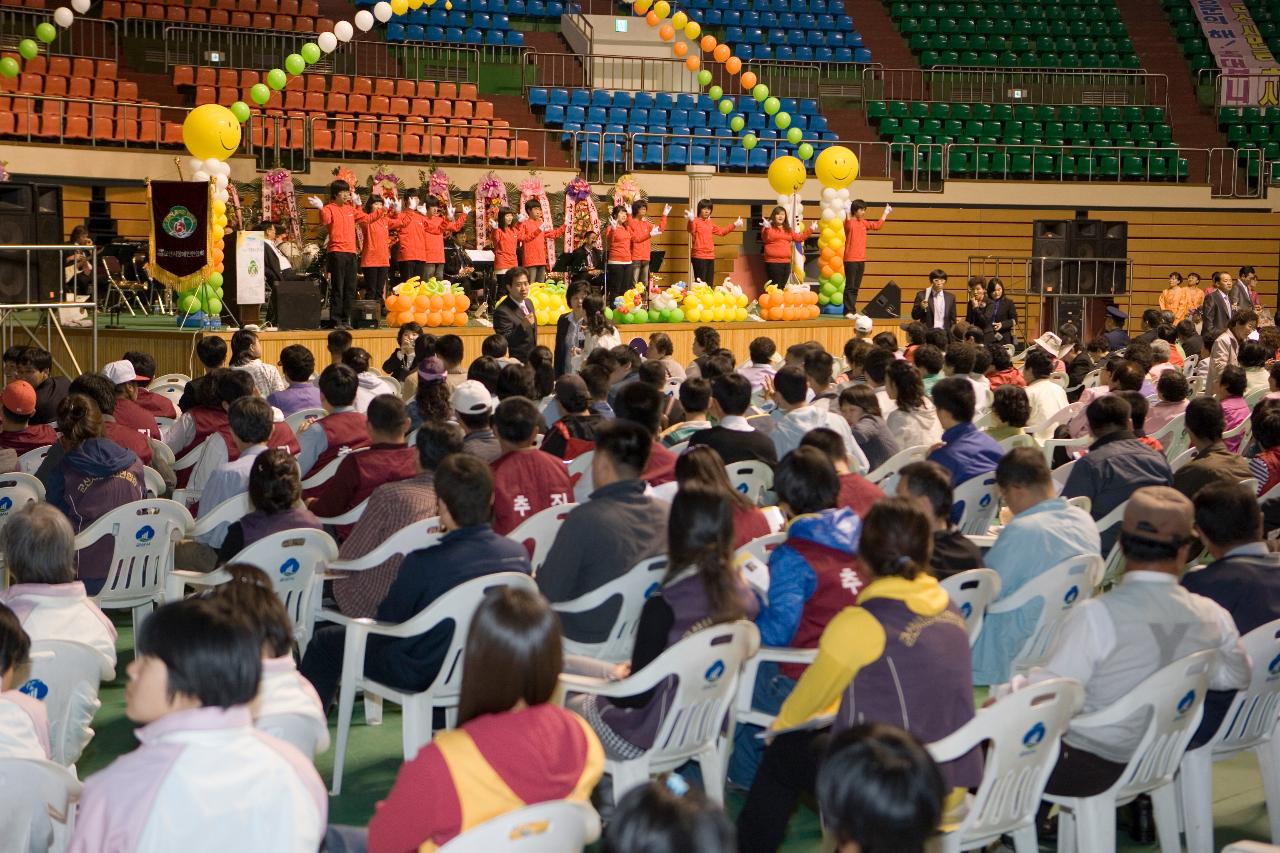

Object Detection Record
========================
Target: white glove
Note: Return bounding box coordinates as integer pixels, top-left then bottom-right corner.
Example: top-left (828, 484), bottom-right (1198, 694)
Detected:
top-left (608, 217), bottom-right (617, 229)
top-left (408, 197), bottom-right (418, 211)
top-left (390, 198), bottom-right (401, 212)
top-left (810, 220), bottom-right (819, 231)
top-left (663, 204), bottom-right (672, 216)
top-left (447, 206), bottom-right (456, 218)
top-left (489, 219), bottom-right (499, 230)
top-left (684, 208), bottom-right (695, 221)
top-left (884, 204), bottom-right (893, 216)
top-left (650, 226), bottom-right (661, 237)
top-left (307, 196), bottom-right (323, 209)
top-left (350, 192), bottom-right (361, 206)
top-left (733, 217), bottom-right (744, 227)
top-left (517, 212), bottom-right (528, 222)
top-left (462, 205), bottom-right (472, 216)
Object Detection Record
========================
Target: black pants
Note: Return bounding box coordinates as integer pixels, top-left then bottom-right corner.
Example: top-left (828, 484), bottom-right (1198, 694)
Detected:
top-left (328, 251), bottom-right (358, 324)
top-left (399, 260), bottom-right (427, 283)
top-left (526, 265), bottom-right (548, 284)
top-left (843, 260), bottom-right (865, 315)
top-left (691, 258), bottom-right (715, 286)
top-left (736, 729), bottom-right (830, 853)
top-left (1043, 741), bottom-right (1127, 797)
top-left (631, 259), bottom-right (650, 285)
top-left (361, 266), bottom-right (389, 301)
top-left (765, 261), bottom-right (792, 288)
top-left (300, 624), bottom-right (412, 711)
top-left (607, 263), bottom-right (633, 301)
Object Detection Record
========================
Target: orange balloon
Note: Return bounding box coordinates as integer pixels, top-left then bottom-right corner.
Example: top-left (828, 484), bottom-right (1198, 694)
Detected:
top-left (440, 292), bottom-right (455, 310)
top-left (427, 311), bottom-right (443, 326)
top-left (395, 294), bottom-right (413, 311)
top-left (673, 40), bottom-right (688, 57)
top-left (452, 311), bottom-right (468, 326)
top-left (783, 306), bottom-right (797, 321)
top-left (686, 55), bottom-right (701, 71)
top-left (454, 293), bottom-right (470, 312)
top-left (740, 71), bottom-right (757, 90)
top-left (440, 309), bottom-right (454, 326)
top-left (659, 23), bottom-right (674, 40)
top-left (758, 292), bottom-right (771, 308)
top-left (700, 34), bottom-right (717, 52)
top-left (429, 294), bottom-right (443, 310)
top-left (384, 295), bottom-right (397, 310)
top-left (646, 10), bottom-right (658, 25)
top-left (713, 43), bottom-right (730, 62)
top-left (413, 310), bottom-right (430, 325)
top-left (725, 55), bottom-right (742, 74)
top-left (414, 293), bottom-right (432, 311)
top-left (772, 306), bottom-right (786, 321)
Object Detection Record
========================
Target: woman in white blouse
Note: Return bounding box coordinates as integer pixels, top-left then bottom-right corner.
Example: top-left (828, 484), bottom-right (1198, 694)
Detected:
top-left (885, 358), bottom-right (943, 450)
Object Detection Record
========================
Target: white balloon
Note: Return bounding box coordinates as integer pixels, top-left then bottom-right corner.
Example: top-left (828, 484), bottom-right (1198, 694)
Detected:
top-left (214, 174), bottom-right (228, 189)
top-left (837, 188), bottom-right (851, 200)
top-left (189, 157), bottom-right (205, 173)
top-left (334, 20), bottom-right (354, 41)
top-left (318, 31), bottom-right (338, 52)
top-left (70, 0), bottom-right (90, 12)
top-left (213, 188), bottom-right (229, 203)
top-left (821, 187), bottom-right (836, 202)
top-left (53, 6), bottom-right (73, 26)
top-left (354, 10), bottom-right (374, 30)
top-left (373, 1), bottom-right (392, 21)
top-left (210, 159), bottom-right (231, 176)
top-left (192, 170), bottom-right (210, 183)
top-left (821, 208), bottom-right (836, 221)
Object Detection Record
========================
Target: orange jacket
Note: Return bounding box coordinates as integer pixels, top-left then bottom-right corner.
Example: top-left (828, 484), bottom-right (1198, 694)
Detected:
top-left (761, 225), bottom-right (807, 263)
top-left (628, 215), bottom-right (667, 260)
top-left (687, 217), bottom-right (735, 260)
top-left (843, 217), bottom-right (884, 262)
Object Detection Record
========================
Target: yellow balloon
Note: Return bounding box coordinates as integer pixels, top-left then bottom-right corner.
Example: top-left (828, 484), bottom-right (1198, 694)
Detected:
top-left (634, 0), bottom-right (651, 11)
top-left (653, 0), bottom-right (670, 18)
top-left (391, 0), bottom-right (407, 11)
top-left (671, 10), bottom-right (687, 28)
top-left (182, 103), bottom-right (241, 161)
top-left (767, 155), bottom-right (807, 195)
top-left (814, 145), bottom-right (860, 189)
top-left (684, 20), bottom-right (701, 39)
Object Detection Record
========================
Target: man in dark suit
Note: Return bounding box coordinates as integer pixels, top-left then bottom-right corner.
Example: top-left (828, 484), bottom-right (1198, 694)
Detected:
top-left (910, 268), bottom-right (956, 331)
top-left (1232, 265), bottom-right (1258, 315)
top-left (1201, 270), bottom-right (1235, 342)
top-left (553, 277), bottom-right (590, 377)
top-left (1184, 480), bottom-right (1280, 747)
top-left (491, 267), bottom-right (537, 363)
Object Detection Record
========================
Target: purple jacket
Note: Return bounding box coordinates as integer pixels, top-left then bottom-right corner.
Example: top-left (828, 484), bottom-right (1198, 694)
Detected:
top-left (57, 438), bottom-right (145, 595)
top-left (268, 383), bottom-right (323, 417)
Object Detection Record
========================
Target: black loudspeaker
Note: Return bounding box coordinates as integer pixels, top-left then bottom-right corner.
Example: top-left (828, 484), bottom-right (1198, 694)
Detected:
top-left (1097, 220), bottom-right (1128, 293)
top-left (274, 279), bottom-right (322, 330)
top-left (862, 280), bottom-right (901, 319)
top-left (1030, 218), bottom-right (1128, 295)
top-left (0, 183), bottom-right (41, 303)
top-left (1030, 219), bottom-right (1069, 293)
top-left (1048, 295), bottom-right (1086, 332)
top-left (351, 299), bottom-right (380, 329)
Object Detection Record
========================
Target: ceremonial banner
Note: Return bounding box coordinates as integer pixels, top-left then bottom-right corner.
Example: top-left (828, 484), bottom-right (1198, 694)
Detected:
top-left (1194, 0), bottom-right (1280, 106)
top-left (235, 230), bottom-right (266, 305)
top-left (147, 180), bottom-right (216, 289)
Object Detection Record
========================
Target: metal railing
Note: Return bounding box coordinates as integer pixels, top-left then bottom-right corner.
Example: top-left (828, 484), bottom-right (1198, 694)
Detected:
top-left (0, 7), bottom-right (118, 63)
top-left (621, 131), bottom-right (893, 180)
top-left (564, 7), bottom-right (594, 55)
top-left (0, 246), bottom-right (100, 377)
top-left (862, 66), bottom-right (1168, 110)
top-left (0, 94), bottom-right (191, 150)
top-left (522, 51), bottom-right (821, 99)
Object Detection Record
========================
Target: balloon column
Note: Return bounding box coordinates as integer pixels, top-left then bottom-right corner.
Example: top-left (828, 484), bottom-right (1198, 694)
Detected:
top-left (0, 0), bottom-right (92, 81)
top-left (766, 155), bottom-right (808, 284)
top-left (384, 277), bottom-right (470, 328)
top-left (813, 145), bottom-right (861, 314)
top-left (174, 104), bottom-right (240, 320)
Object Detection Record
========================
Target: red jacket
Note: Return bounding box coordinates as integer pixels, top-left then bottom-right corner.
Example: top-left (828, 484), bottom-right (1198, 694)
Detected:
top-left (837, 472), bottom-right (884, 519)
top-left (518, 220), bottom-right (565, 268)
top-left (321, 201), bottom-right (369, 254)
top-left (761, 225), bottom-right (807, 263)
top-left (605, 224), bottom-right (633, 264)
top-left (491, 226), bottom-right (520, 270)
top-left (104, 418), bottom-right (151, 465)
top-left (843, 217), bottom-right (884, 262)
top-left (175, 406), bottom-right (230, 487)
top-left (781, 535), bottom-right (870, 679)
top-left (361, 212), bottom-right (392, 268)
top-left (310, 442), bottom-right (416, 535)
top-left (0, 424), bottom-right (56, 455)
top-left (311, 411), bottom-right (370, 475)
top-left (133, 387), bottom-right (176, 420)
top-left (687, 217), bottom-right (734, 260)
top-left (642, 441), bottom-right (677, 487)
top-left (491, 448), bottom-right (573, 535)
top-left (628, 216), bottom-right (666, 261)
top-left (422, 212), bottom-right (467, 264)
top-left (113, 397), bottom-right (161, 441)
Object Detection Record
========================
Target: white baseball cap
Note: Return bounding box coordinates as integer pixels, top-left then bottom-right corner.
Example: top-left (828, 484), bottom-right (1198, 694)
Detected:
top-left (854, 315), bottom-right (873, 333)
top-left (101, 359), bottom-right (138, 385)
top-left (452, 380), bottom-right (496, 415)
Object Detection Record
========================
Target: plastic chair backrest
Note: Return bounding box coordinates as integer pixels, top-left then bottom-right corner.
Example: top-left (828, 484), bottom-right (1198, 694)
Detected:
top-left (507, 503), bottom-right (574, 576)
top-left (142, 466), bottom-right (165, 498)
top-left (1083, 368), bottom-right (1102, 389)
top-left (257, 713), bottom-right (328, 759)
top-left (997, 433), bottom-right (1035, 453)
top-left (988, 554), bottom-right (1104, 672)
top-left (0, 757), bottom-right (81, 852)
top-left (566, 451), bottom-right (595, 502)
top-left (1182, 355), bottom-right (1199, 377)
top-left (21, 640), bottom-right (112, 766)
top-left (81, 499), bottom-right (193, 609)
top-left (954, 471), bottom-right (1000, 535)
top-left (0, 472), bottom-right (45, 528)
top-left (16, 445), bottom-right (50, 475)
top-left (149, 383), bottom-right (186, 408)
top-left (866, 444), bottom-right (929, 489)
top-left (148, 373), bottom-right (191, 388)
top-left (437, 801), bottom-right (601, 853)
top-left (172, 434), bottom-right (213, 472)
top-left (940, 568), bottom-right (1003, 647)
top-left (226, 527), bottom-right (338, 646)
top-left (1148, 412), bottom-right (1187, 460)
top-left (328, 516), bottom-right (442, 572)
top-left (725, 460), bottom-right (774, 506)
top-left (285, 407), bottom-right (325, 434)
top-left (1207, 618), bottom-right (1280, 754)
top-left (190, 492), bottom-right (252, 538)
top-left (555, 556), bottom-right (670, 663)
top-left (301, 452), bottom-right (352, 490)
top-left (1170, 447), bottom-right (1197, 472)
top-left (149, 438), bottom-right (175, 468)
top-left (1026, 400), bottom-right (1085, 437)
top-left (1051, 459), bottom-right (1077, 492)
top-left (734, 531), bottom-right (785, 565)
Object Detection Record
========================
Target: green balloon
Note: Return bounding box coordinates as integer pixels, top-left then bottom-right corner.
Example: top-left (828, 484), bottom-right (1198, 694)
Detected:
top-left (250, 83), bottom-right (271, 105)
top-left (178, 293), bottom-right (199, 313)
top-left (18, 39), bottom-right (38, 61)
top-left (742, 132), bottom-right (757, 150)
top-left (659, 309), bottom-right (673, 323)
top-left (696, 69), bottom-right (712, 86)
top-left (669, 307), bottom-right (685, 323)
top-left (206, 297), bottom-right (223, 315)
top-left (0, 57), bottom-right (17, 79)
top-left (763, 97), bottom-right (780, 116)
top-left (604, 306), bottom-right (614, 322)
top-left (797, 142), bottom-right (814, 160)
top-left (215, 287), bottom-right (224, 298)
top-left (632, 308), bottom-right (649, 324)
top-left (284, 53), bottom-right (305, 76)
top-left (229, 101), bottom-right (251, 123)
top-left (752, 83), bottom-right (769, 102)
top-left (207, 271), bottom-right (224, 288)
top-left (35, 22), bottom-right (56, 43)
top-left (301, 42), bottom-right (321, 64)
top-left (718, 98), bottom-right (733, 115)
top-left (774, 110), bottom-right (791, 129)
top-left (708, 84), bottom-right (723, 101)
top-left (831, 272), bottom-right (845, 287)
top-left (266, 68), bottom-right (287, 90)
top-left (786, 126), bottom-right (803, 145)
top-left (729, 115), bottom-right (745, 132)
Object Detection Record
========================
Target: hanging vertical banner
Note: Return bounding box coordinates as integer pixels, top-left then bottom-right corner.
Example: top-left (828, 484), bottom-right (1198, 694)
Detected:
top-left (236, 230), bottom-right (266, 305)
top-left (1194, 0), bottom-right (1280, 105)
top-left (148, 180), bottom-right (216, 289)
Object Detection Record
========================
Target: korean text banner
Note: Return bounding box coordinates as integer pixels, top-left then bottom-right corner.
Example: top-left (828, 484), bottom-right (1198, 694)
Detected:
top-left (1194, 0), bottom-right (1280, 106)
top-left (148, 180), bottom-right (215, 289)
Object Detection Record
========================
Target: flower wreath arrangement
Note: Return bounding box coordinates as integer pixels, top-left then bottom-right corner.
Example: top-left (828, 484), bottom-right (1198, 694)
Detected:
top-left (261, 168), bottom-right (300, 246)
top-left (611, 173), bottom-right (644, 211)
top-left (473, 171), bottom-right (508, 250)
top-left (563, 176), bottom-right (601, 254)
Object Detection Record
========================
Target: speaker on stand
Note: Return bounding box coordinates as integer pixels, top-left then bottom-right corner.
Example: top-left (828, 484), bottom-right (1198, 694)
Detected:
top-left (1030, 219), bottom-right (1068, 295)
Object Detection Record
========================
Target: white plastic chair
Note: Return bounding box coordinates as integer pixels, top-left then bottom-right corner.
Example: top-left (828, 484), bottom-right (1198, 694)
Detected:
top-left (940, 569), bottom-right (1003, 648)
top-left (325, 516), bottom-right (443, 574)
top-left (325, 571), bottom-right (538, 794)
top-left (79, 499), bottom-right (193, 635)
top-left (734, 531), bottom-right (786, 566)
top-left (1066, 495), bottom-right (1092, 514)
top-left (285, 407), bottom-right (325, 434)
top-left (561, 620), bottom-right (760, 804)
top-left (300, 451), bottom-right (359, 491)
top-left (148, 383), bottom-right (186, 409)
top-left (1096, 499), bottom-right (1130, 588)
top-left (16, 445), bottom-right (50, 475)
top-left (0, 472), bottom-right (45, 525)
top-left (666, 440), bottom-right (689, 456)
top-left (0, 757), bottom-right (82, 853)
top-left (1178, 618), bottom-right (1280, 852)
top-left (553, 557), bottom-right (669, 663)
top-left (1224, 417), bottom-right (1253, 454)
top-left (930, 678), bottom-right (1085, 853)
top-left (1182, 355), bottom-right (1200, 378)
top-left (148, 373), bottom-right (190, 388)
top-left (725, 460), bottom-right (774, 506)
top-left (866, 444), bottom-right (929, 492)
top-left (437, 801), bottom-right (601, 853)
top-left (997, 433), bottom-right (1035, 453)
top-left (1052, 459), bottom-right (1078, 493)
top-left (149, 438), bottom-right (175, 468)
top-left (141, 466), bottom-right (166, 498)
top-left (1170, 447), bottom-right (1197, 472)
top-left (21, 640), bottom-right (115, 766)
top-left (734, 645), bottom-right (818, 730)
top-left (507, 503), bottom-right (574, 576)
top-left (1047, 650), bottom-right (1215, 853)
top-left (189, 492), bottom-right (252, 540)
top-left (1041, 435), bottom-right (1092, 465)
top-left (1149, 412), bottom-right (1187, 461)
top-left (312, 498), bottom-right (370, 528)
top-left (566, 451), bottom-right (595, 502)
top-left (1026, 400), bottom-right (1086, 439)
top-left (954, 472), bottom-right (1001, 535)
top-left (984, 554), bottom-right (1105, 677)
top-left (171, 433), bottom-right (213, 481)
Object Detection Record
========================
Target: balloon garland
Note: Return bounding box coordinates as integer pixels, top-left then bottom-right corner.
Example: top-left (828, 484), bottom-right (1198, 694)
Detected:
top-left (0, 0), bottom-right (93, 80)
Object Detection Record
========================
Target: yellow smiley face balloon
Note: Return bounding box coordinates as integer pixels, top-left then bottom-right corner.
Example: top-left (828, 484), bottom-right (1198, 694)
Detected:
top-left (182, 104), bottom-right (242, 161)
top-left (814, 145), bottom-right (860, 189)
top-left (767, 155), bottom-right (807, 195)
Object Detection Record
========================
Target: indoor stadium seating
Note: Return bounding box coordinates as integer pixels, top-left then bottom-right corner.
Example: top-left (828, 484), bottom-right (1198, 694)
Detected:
top-left (680, 0), bottom-right (871, 63)
top-left (99, 0), bottom-right (334, 33)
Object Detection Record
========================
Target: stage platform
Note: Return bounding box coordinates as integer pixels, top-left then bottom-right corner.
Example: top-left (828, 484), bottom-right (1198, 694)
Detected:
top-left (24, 314), bottom-right (904, 377)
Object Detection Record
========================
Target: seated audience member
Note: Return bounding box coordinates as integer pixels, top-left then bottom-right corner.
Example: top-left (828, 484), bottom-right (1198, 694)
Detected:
top-left (490, 396), bottom-right (572, 535)
top-left (607, 345), bottom-right (643, 406)
top-left (1177, 316), bottom-right (1205, 363)
top-left (660, 378), bottom-right (713, 447)
top-left (885, 360), bottom-right (943, 450)
top-left (985, 343), bottom-right (1026, 389)
top-left (1251, 400), bottom-right (1280, 529)
top-left (537, 421), bottom-right (670, 644)
top-left (302, 454), bottom-right (531, 709)
top-left (164, 365), bottom-right (232, 460)
top-left (68, 373), bottom-right (154, 467)
top-left (196, 396), bottom-right (276, 549)
top-left (1238, 341), bottom-right (1272, 397)
top-left (739, 336), bottom-right (778, 392)
top-left (332, 422), bottom-right (462, 618)
top-left (0, 503), bottom-right (116, 665)
top-left (647, 331), bottom-right (686, 382)
top-left (864, 347), bottom-right (898, 416)
top-left (837, 384), bottom-right (899, 471)
top-left (186, 370), bottom-right (298, 495)
top-left (1184, 482), bottom-right (1280, 747)
top-left (343, 347), bottom-right (389, 414)
top-left (1063, 395), bottom-right (1173, 551)
top-left (894, 461), bottom-right (983, 578)
top-left (268, 345), bottom-right (322, 416)
top-left (482, 333), bottom-right (518, 366)
top-left (541, 374), bottom-right (604, 460)
top-left (1067, 357), bottom-right (1145, 437)
top-left (71, 599), bottom-right (327, 851)
top-left (737, 499), bottom-right (981, 853)
top-left (1173, 397), bottom-right (1251, 500)
top-left (615, 381), bottom-right (678, 486)
top-left (686, 325), bottom-right (722, 380)
top-left (575, 488), bottom-right (758, 760)
top-left (0, 602), bottom-right (48, 761)
top-left (1146, 370), bottom-right (1190, 436)
top-left (913, 344), bottom-right (945, 395)
top-left (1113, 389), bottom-right (1162, 452)
top-left (928, 377), bottom-right (1003, 487)
top-left (407, 356), bottom-right (451, 431)
top-left (972, 448), bottom-right (1100, 684)
top-left (295, 364), bottom-right (371, 478)
top-left (1147, 339), bottom-right (1177, 386)
top-left (452, 380), bottom-right (501, 463)
top-left (815, 725), bottom-right (946, 853)
top-left (177, 337), bottom-right (228, 412)
top-left (675, 446), bottom-right (771, 547)
top-left (872, 330), bottom-right (900, 354)
top-left (805, 350), bottom-right (841, 411)
top-left (1066, 336), bottom-right (1108, 400)
top-left (205, 564), bottom-right (329, 755)
top-left (308, 395), bottom-right (415, 532)
top-left (217, 450), bottom-right (322, 564)
top-left (1216, 364), bottom-right (1251, 453)
top-left (688, 373), bottom-right (778, 467)
top-left (0, 380), bottom-right (55, 454)
top-left (228, 328), bottom-right (287, 399)
top-left (1022, 346), bottom-right (1069, 440)
top-left (367, 588), bottom-right (603, 851)
top-left (840, 338), bottom-right (873, 386)
top-left (434, 333), bottom-right (466, 388)
top-left (801, 427), bottom-right (885, 520)
top-left (605, 775), bottom-right (736, 852)
top-left (1000, 487), bottom-right (1248, 799)
top-left (327, 328), bottom-right (353, 367)
top-left (772, 366), bottom-right (866, 468)
top-left (102, 360), bottom-right (161, 440)
top-left (122, 351), bottom-right (177, 420)
top-left (582, 361), bottom-right (616, 419)
top-left (1207, 308), bottom-right (1258, 391)
top-left (986, 384), bottom-right (1030, 442)
top-left (382, 322), bottom-right (422, 381)
top-left (944, 342), bottom-right (989, 416)
top-left (16, 346), bottom-right (69, 425)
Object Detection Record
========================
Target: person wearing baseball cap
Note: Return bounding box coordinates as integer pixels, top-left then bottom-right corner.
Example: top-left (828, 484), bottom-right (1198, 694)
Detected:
top-left (452, 380), bottom-right (500, 464)
top-left (1000, 486), bottom-right (1249, 801)
top-left (101, 360), bottom-right (162, 441)
top-left (0, 379), bottom-right (56, 454)
top-left (121, 351), bottom-right (177, 420)
top-left (541, 374), bottom-right (603, 460)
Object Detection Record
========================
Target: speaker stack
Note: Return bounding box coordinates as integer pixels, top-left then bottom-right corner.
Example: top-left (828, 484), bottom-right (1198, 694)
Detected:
top-left (1031, 217), bottom-right (1128, 336)
top-left (0, 182), bottom-right (65, 303)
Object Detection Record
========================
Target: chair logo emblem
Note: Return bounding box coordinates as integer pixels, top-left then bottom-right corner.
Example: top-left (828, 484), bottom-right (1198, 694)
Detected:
top-left (1063, 585), bottom-right (1079, 604)
top-left (1022, 722), bottom-right (1046, 748)
top-left (959, 602), bottom-right (973, 618)
top-left (644, 582), bottom-right (659, 599)
top-left (979, 493), bottom-right (992, 508)
top-left (135, 525), bottom-right (155, 544)
top-left (280, 557), bottom-right (300, 578)
top-left (0, 497), bottom-right (11, 513)
top-left (736, 482), bottom-right (749, 494)
top-left (1269, 653), bottom-right (1280, 676)
top-left (1177, 690), bottom-right (1196, 714)
top-left (704, 660), bottom-right (725, 683)
top-left (19, 678), bottom-right (48, 700)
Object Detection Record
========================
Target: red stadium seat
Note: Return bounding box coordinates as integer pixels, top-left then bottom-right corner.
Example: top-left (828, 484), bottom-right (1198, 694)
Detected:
top-left (68, 76), bottom-right (91, 99)
top-left (290, 15), bottom-right (309, 29)
top-left (306, 75), bottom-right (325, 92)
top-left (97, 60), bottom-right (117, 78)
top-left (65, 115), bottom-right (90, 140)
top-left (186, 6), bottom-right (205, 22)
top-left (454, 101), bottom-right (473, 120)
top-left (230, 11), bottom-right (250, 27)
top-left (24, 56), bottom-right (47, 75)
top-left (410, 98), bottom-right (431, 116)
top-left (489, 138), bottom-right (508, 160)
top-left (394, 79), bottom-right (415, 99)
top-left (437, 82), bottom-right (457, 100)
top-left (376, 131), bottom-right (399, 154)
top-left (171, 65), bottom-right (190, 87)
top-left (43, 76), bottom-right (66, 97)
top-left (47, 58), bottom-right (68, 78)
top-left (165, 7), bottom-right (185, 21)
top-left (415, 81), bottom-right (435, 99)
top-left (514, 139), bottom-right (530, 160)
top-left (427, 135), bottom-right (444, 157)
top-left (314, 17), bottom-right (332, 32)
top-left (195, 85), bottom-right (215, 105)
top-left (465, 136), bottom-right (485, 159)
top-left (458, 83), bottom-right (477, 101)
top-left (284, 74), bottom-right (303, 91)
top-left (369, 95), bottom-right (389, 114)
top-left (330, 76), bottom-right (351, 94)
top-left (283, 90), bottom-right (304, 111)
top-left (93, 115), bottom-right (115, 141)
top-left (122, 1), bottom-right (141, 16)
top-left (352, 129), bottom-right (373, 153)
top-left (374, 78), bottom-right (394, 98)
top-left (351, 77), bottom-right (371, 96)
top-left (326, 92), bottom-right (347, 113)
top-left (144, 3), bottom-right (162, 18)
top-left (474, 101), bottom-right (493, 121)
top-left (137, 118), bottom-right (158, 143)
top-left (101, 0), bottom-right (120, 16)
top-left (442, 136), bottom-right (462, 158)
top-left (71, 57), bottom-right (93, 78)
top-left (208, 9), bottom-right (228, 24)
top-left (402, 132), bottom-right (422, 156)
top-left (433, 100), bottom-right (452, 118)
top-left (117, 80), bottom-right (138, 101)
top-left (389, 97), bottom-right (408, 116)
top-left (258, 0), bottom-right (276, 11)
top-left (195, 66), bottom-right (216, 87)
top-left (0, 110), bottom-right (15, 137)
top-left (311, 120), bottom-right (333, 151)
top-left (278, 0), bottom-right (297, 13)
top-left (300, 0), bottom-right (317, 15)
top-left (304, 91), bottom-right (325, 112)
top-left (218, 68), bottom-right (238, 88)
top-left (347, 93), bottom-right (368, 113)
top-left (93, 79), bottom-right (115, 99)
top-left (252, 13), bottom-right (271, 28)
top-left (240, 70), bottom-right (259, 88)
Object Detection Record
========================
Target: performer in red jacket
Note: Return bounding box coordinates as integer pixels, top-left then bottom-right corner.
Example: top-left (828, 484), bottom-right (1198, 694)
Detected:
top-left (760, 205), bottom-right (812, 288)
top-left (686, 200), bottom-right (742, 286)
top-left (308, 179), bottom-right (370, 329)
top-left (628, 199), bottom-right (670, 287)
top-left (517, 200), bottom-right (567, 284)
top-left (604, 205), bottom-right (634, 300)
top-left (359, 195), bottom-right (394, 302)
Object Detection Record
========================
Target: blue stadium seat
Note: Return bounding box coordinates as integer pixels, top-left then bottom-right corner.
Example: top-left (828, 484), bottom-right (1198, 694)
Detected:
top-left (529, 87), bottom-right (549, 107)
top-left (484, 29), bottom-right (503, 43)
top-left (834, 47), bottom-right (853, 61)
top-left (689, 145), bottom-right (709, 165)
top-left (631, 107), bottom-right (648, 124)
top-left (473, 12), bottom-right (490, 26)
top-left (676, 93), bottom-right (697, 110)
top-left (424, 25), bottom-right (443, 40)
top-left (729, 146), bottom-right (748, 169)
top-left (815, 46), bottom-right (833, 61)
top-left (447, 9), bottom-right (466, 26)
top-left (607, 107), bottom-right (628, 124)
top-left (548, 1), bottom-right (563, 15)
top-left (527, 0), bottom-right (545, 14)
top-left (738, 44), bottom-right (754, 60)
top-left (649, 108), bottom-right (668, 126)
top-left (742, 10), bottom-right (759, 26)
top-left (549, 88), bottom-right (570, 106)
top-left (775, 45), bottom-right (794, 60)
top-left (443, 26), bottom-right (462, 40)
top-left (689, 109), bottom-right (709, 127)
top-left (666, 145), bottom-right (689, 167)
top-left (645, 144), bottom-right (665, 167)
top-left (854, 47), bottom-right (872, 62)
top-left (409, 8), bottom-right (427, 22)
top-left (587, 106), bottom-right (606, 124)
top-left (605, 123), bottom-right (625, 135)
top-left (407, 24), bottom-right (425, 39)
top-left (748, 148), bottom-right (769, 169)
top-left (795, 46), bottom-right (813, 60)
top-left (655, 93), bottom-right (674, 110)
top-left (634, 92), bottom-right (654, 109)
top-left (806, 30), bottom-right (824, 46)
top-left (579, 141), bottom-right (599, 163)
top-left (507, 31), bottom-right (524, 45)
top-left (544, 104), bottom-right (565, 125)
top-left (464, 28), bottom-right (483, 43)
top-left (705, 9), bottom-right (722, 24)
top-left (669, 108), bottom-right (689, 126)
top-left (570, 89), bottom-right (590, 107)
top-left (565, 104), bottom-right (585, 123)
top-left (809, 115), bottom-right (828, 133)
top-left (386, 21), bottom-right (405, 40)
top-left (611, 92), bottom-right (631, 108)
top-left (493, 13), bottom-right (510, 28)
top-left (591, 90), bottom-right (611, 107)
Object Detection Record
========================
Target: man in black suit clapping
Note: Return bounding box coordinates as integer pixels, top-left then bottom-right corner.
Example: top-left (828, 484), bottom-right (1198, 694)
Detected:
top-left (911, 268), bottom-right (957, 332)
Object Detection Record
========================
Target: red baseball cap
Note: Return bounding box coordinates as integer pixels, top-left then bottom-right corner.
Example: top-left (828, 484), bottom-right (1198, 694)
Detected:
top-left (2, 380), bottom-right (36, 417)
